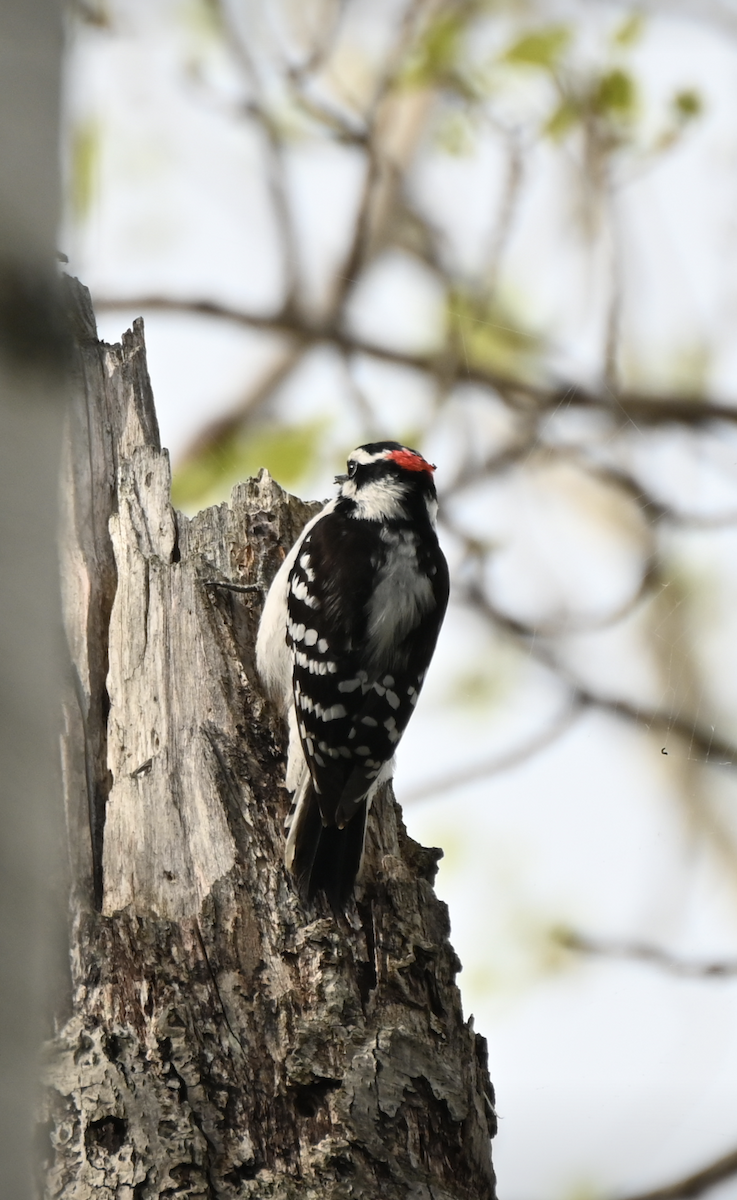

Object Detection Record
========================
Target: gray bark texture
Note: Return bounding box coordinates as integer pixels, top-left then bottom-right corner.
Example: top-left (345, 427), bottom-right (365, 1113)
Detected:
top-left (44, 277), bottom-right (497, 1200)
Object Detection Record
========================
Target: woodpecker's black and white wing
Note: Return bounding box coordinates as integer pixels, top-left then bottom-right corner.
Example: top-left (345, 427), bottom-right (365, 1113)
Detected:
top-left (287, 511), bottom-right (448, 818)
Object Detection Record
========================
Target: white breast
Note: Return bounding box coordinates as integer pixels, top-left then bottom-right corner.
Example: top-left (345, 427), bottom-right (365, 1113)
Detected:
top-left (366, 529), bottom-right (434, 668)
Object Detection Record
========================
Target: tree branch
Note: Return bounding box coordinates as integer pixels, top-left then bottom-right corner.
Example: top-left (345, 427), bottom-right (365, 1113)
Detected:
top-left (459, 585), bottom-right (737, 770)
top-left (92, 294), bottom-right (737, 427)
top-left (557, 929), bottom-right (737, 979)
top-left (615, 1145), bottom-right (737, 1200)
top-left (402, 700), bottom-right (584, 803)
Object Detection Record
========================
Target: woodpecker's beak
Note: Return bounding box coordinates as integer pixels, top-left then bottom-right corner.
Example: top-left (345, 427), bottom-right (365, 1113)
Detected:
top-left (334, 473), bottom-right (348, 484)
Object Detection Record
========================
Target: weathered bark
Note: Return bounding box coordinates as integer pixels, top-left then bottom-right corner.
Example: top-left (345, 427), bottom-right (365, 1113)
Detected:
top-left (43, 277), bottom-right (497, 1199)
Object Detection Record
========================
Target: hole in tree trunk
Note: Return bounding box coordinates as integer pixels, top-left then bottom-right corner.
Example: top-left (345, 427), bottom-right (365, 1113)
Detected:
top-left (84, 1115), bottom-right (127, 1155)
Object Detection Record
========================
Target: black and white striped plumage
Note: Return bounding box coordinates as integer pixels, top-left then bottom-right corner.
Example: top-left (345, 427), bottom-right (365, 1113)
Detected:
top-left (256, 441), bottom-right (449, 905)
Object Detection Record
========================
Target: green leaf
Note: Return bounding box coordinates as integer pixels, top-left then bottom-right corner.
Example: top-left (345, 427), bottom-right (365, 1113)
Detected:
top-left (502, 25), bottom-right (572, 72)
top-left (673, 88), bottom-right (703, 121)
top-left (403, 10), bottom-right (466, 87)
top-left (544, 98), bottom-right (579, 141)
top-left (592, 68), bottom-right (637, 118)
top-left (69, 120), bottom-right (99, 224)
top-left (172, 419), bottom-right (326, 513)
top-left (612, 12), bottom-right (645, 47)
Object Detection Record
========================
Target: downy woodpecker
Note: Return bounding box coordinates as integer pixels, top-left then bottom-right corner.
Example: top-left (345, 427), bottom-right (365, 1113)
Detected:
top-left (256, 441), bottom-right (449, 904)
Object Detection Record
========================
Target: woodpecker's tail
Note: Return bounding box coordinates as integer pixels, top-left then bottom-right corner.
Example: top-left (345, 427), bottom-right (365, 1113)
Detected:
top-left (285, 779), bottom-right (367, 907)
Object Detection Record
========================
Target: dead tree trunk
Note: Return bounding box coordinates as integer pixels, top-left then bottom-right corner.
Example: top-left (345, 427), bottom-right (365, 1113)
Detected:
top-left (43, 277), bottom-right (497, 1200)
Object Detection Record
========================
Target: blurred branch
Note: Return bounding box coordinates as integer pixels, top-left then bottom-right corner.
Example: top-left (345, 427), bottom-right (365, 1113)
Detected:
top-left (212, 0), bottom-right (301, 311)
top-left (604, 192), bottom-right (623, 391)
top-left (558, 673), bottom-right (737, 769)
top-left (480, 127), bottom-right (525, 302)
top-left (615, 1144), bottom-right (737, 1200)
top-left (463, 585), bottom-right (737, 769)
top-left (287, 0), bottom-right (347, 79)
top-left (402, 698), bottom-right (583, 802)
top-left (286, 1), bottom-right (371, 141)
top-left (564, 452), bottom-right (737, 530)
top-left (92, 295), bottom-right (737, 428)
top-left (178, 343), bottom-right (307, 463)
top-left (444, 513), bottom-right (659, 637)
top-left (586, 0), bottom-right (737, 40)
top-left (328, 0), bottom-right (437, 311)
top-left (557, 928), bottom-right (737, 978)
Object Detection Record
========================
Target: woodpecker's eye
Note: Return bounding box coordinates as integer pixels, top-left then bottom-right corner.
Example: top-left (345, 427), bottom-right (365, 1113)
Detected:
top-left (347, 460), bottom-right (358, 478)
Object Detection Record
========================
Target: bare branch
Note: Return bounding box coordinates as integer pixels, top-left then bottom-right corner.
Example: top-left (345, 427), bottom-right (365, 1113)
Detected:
top-left (462, 586), bottom-right (737, 770)
top-left (402, 700), bottom-right (583, 803)
top-left (177, 343), bottom-right (306, 464)
top-left (211, 0), bottom-right (301, 311)
top-left (446, 535), bottom-right (660, 638)
top-left (615, 1145), bottom-right (737, 1200)
top-left (480, 127), bottom-right (525, 303)
top-left (557, 928), bottom-right (737, 979)
top-left (92, 294), bottom-right (737, 428)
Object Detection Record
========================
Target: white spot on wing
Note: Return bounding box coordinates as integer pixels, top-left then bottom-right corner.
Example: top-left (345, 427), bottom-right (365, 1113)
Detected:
top-left (290, 576), bottom-right (319, 607)
top-left (318, 703), bottom-right (347, 721)
top-left (338, 678), bottom-right (361, 693)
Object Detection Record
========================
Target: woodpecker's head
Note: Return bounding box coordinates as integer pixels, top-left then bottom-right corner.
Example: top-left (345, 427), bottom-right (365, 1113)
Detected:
top-left (334, 441), bottom-right (438, 524)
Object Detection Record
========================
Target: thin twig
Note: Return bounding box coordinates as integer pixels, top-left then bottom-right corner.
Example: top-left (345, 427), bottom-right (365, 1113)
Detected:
top-left (464, 586), bottom-right (737, 769)
top-left (557, 928), bottom-right (737, 979)
top-left (402, 700), bottom-right (583, 802)
top-left (212, 0), bottom-right (301, 311)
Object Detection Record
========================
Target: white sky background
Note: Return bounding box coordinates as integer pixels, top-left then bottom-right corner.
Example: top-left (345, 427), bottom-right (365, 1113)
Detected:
top-left (63, 2), bottom-right (737, 1197)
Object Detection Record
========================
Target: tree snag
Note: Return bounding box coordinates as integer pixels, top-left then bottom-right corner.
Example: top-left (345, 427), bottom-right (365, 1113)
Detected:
top-left (43, 277), bottom-right (497, 1199)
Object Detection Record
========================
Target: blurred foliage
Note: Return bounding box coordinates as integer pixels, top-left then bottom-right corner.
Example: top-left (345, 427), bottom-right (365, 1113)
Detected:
top-left (448, 290), bottom-right (544, 380)
top-left (69, 120), bottom-right (99, 224)
top-left (612, 11), bottom-right (645, 47)
top-left (403, 9), bottom-right (465, 86)
top-left (592, 68), bottom-right (637, 122)
top-left (673, 87), bottom-right (704, 122)
top-left (434, 108), bottom-right (477, 156)
top-left (402, 4), bottom-right (481, 96)
top-left (623, 339), bottom-right (711, 398)
top-left (502, 24), bottom-right (572, 71)
top-left (172, 419), bottom-right (327, 512)
top-left (447, 666), bottom-right (510, 711)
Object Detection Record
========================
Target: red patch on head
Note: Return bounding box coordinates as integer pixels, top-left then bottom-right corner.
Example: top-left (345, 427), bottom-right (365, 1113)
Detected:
top-left (387, 449), bottom-right (436, 474)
